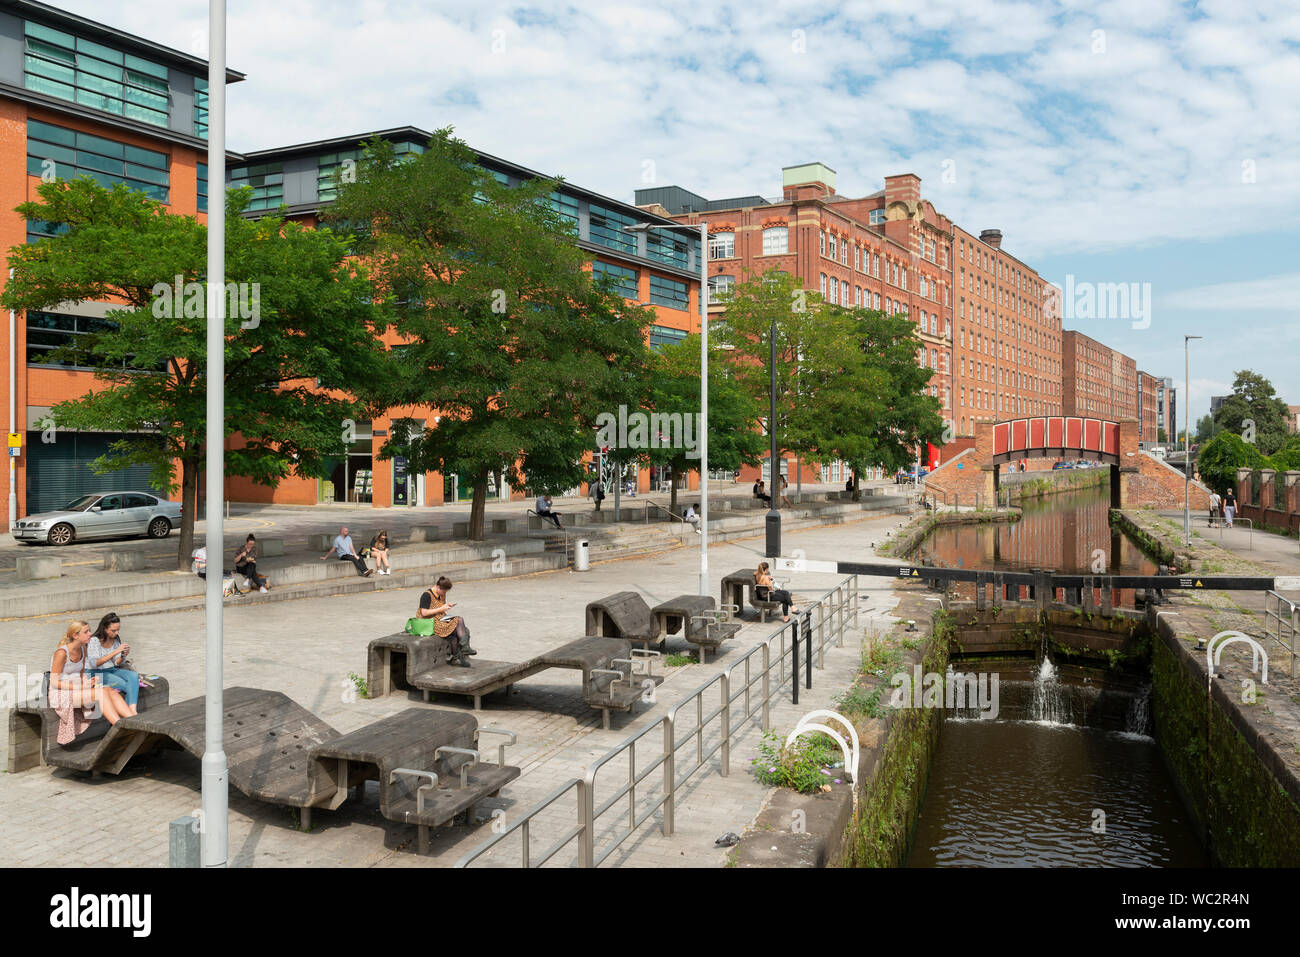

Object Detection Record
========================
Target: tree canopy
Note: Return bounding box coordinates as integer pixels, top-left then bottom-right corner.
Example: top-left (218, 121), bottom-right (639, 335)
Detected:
top-left (326, 129), bottom-right (650, 537)
top-left (2, 178), bottom-right (390, 566)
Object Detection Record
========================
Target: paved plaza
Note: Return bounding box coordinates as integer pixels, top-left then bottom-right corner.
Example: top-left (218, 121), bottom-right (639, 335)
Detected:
top-left (0, 510), bottom-right (910, 868)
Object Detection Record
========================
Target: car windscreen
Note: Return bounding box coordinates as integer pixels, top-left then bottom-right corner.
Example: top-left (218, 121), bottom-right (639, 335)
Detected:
top-left (61, 495), bottom-right (99, 511)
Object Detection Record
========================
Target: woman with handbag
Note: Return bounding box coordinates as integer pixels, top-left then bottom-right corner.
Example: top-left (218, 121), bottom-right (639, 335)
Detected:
top-left (86, 611), bottom-right (140, 708)
top-left (415, 576), bottom-right (476, 667)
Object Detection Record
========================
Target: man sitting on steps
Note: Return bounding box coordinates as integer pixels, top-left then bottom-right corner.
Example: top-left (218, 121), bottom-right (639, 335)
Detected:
top-left (535, 494), bottom-right (563, 529)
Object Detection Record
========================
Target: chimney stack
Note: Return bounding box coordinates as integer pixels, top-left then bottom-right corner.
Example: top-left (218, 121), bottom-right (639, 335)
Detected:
top-left (979, 229), bottom-right (1003, 249)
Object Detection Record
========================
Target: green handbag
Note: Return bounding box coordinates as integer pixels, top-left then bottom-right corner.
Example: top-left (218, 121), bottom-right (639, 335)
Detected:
top-left (405, 617), bottom-right (437, 636)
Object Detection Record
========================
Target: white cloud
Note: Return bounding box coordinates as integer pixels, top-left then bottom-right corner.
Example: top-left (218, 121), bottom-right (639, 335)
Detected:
top-left (1161, 273), bottom-right (1300, 312)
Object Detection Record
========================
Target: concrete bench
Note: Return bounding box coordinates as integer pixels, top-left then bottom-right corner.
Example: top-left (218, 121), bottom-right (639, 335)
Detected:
top-left (103, 551), bottom-right (147, 572)
top-left (258, 538), bottom-right (285, 557)
top-left (308, 533), bottom-right (334, 551)
top-left (491, 518), bottom-right (526, 534)
top-left (651, 594), bottom-right (741, 662)
top-left (452, 522), bottom-right (470, 538)
top-left (407, 525), bottom-right (440, 543)
top-left (16, 555), bottom-right (61, 580)
top-left (585, 591), bottom-right (657, 647)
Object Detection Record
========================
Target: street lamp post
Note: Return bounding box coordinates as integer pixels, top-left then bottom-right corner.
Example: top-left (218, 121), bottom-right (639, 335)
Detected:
top-left (202, 0), bottom-right (229, 868)
top-left (624, 221), bottom-right (710, 596)
top-left (766, 317), bottom-right (780, 557)
top-left (1184, 335), bottom-right (1202, 544)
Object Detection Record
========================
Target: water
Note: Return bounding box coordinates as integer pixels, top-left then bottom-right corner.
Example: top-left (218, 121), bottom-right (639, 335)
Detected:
top-left (902, 482), bottom-right (1204, 867)
top-left (917, 485), bottom-right (1155, 577)
top-left (906, 719), bottom-right (1207, 867)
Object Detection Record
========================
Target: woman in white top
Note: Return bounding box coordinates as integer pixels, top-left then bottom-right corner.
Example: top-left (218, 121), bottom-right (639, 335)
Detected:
top-left (49, 620), bottom-right (135, 744)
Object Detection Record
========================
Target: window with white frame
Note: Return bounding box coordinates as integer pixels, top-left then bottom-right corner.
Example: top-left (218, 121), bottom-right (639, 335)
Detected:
top-left (828, 233), bottom-right (837, 259)
top-left (708, 231), bottom-right (734, 259)
top-left (869, 209), bottom-right (885, 225)
top-left (762, 226), bottom-right (788, 255)
top-left (819, 230), bottom-right (826, 256)
top-left (820, 273), bottom-right (827, 297)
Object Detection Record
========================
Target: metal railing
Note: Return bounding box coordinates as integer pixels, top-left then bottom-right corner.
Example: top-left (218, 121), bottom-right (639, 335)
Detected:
top-left (1264, 590), bottom-right (1299, 678)
top-left (1204, 515), bottom-right (1253, 549)
top-left (456, 574), bottom-right (862, 868)
top-left (644, 501), bottom-right (691, 540)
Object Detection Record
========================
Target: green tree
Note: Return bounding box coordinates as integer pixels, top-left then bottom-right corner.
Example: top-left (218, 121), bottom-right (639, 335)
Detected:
top-left (328, 130), bottom-right (649, 538)
top-left (843, 306), bottom-right (945, 485)
top-left (635, 336), bottom-right (765, 515)
top-left (1194, 414), bottom-right (1214, 443)
top-left (2, 179), bottom-right (390, 567)
top-left (1212, 370), bottom-right (1290, 455)
top-left (1196, 432), bottom-right (1268, 495)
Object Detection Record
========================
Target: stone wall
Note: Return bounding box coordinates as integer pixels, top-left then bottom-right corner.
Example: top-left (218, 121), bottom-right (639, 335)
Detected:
top-left (1236, 468), bottom-right (1300, 536)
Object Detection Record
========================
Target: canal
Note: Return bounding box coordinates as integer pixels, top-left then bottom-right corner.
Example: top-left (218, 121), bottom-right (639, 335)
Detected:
top-left (904, 482), bottom-right (1208, 867)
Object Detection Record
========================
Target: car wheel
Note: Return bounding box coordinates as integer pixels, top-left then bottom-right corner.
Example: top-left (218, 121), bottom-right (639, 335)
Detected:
top-left (48, 523), bottom-right (74, 546)
top-left (147, 517), bottom-right (172, 539)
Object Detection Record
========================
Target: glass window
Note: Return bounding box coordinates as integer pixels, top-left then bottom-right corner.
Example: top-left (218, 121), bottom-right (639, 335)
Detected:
top-left (27, 119), bottom-right (169, 202)
top-left (26, 310), bottom-right (163, 371)
top-left (820, 273), bottom-right (827, 296)
top-left (648, 275), bottom-right (688, 310)
top-left (25, 20), bottom-right (171, 130)
top-left (588, 203), bottom-right (637, 254)
top-left (828, 234), bottom-right (837, 259)
top-left (708, 231), bottom-right (734, 259)
top-left (646, 230), bottom-right (689, 270)
top-left (197, 162), bottom-right (207, 212)
top-left (547, 189), bottom-right (579, 230)
top-left (230, 161), bottom-right (284, 210)
top-left (649, 324), bottom-right (688, 349)
top-left (841, 280), bottom-right (849, 303)
top-left (869, 209), bottom-right (885, 225)
top-left (707, 274), bottom-right (734, 301)
top-left (592, 260), bottom-right (638, 299)
top-left (762, 226), bottom-right (788, 255)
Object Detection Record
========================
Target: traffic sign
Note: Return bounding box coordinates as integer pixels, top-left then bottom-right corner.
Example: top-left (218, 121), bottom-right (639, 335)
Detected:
top-left (7, 432), bottom-right (20, 448)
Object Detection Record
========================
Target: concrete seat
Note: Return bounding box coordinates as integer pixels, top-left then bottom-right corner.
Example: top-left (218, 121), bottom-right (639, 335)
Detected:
top-left (102, 551), bottom-right (147, 572)
top-left (258, 538), bottom-right (285, 557)
top-left (17, 555), bottom-right (61, 580)
top-left (407, 526), bottom-right (440, 543)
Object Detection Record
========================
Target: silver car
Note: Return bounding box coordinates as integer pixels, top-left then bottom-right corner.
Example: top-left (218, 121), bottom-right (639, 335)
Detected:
top-left (13, 491), bottom-right (183, 546)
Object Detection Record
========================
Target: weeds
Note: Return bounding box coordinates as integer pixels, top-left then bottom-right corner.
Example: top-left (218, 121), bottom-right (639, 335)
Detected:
top-left (751, 730), bottom-right (845, 794)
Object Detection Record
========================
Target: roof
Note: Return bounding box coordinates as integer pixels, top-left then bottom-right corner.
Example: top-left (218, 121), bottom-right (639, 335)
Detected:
top-left (7, 0), bottom-right (246, 82)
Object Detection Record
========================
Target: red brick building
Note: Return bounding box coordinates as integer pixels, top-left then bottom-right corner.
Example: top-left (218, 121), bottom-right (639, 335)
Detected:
top-left (1136, 371), bottom-right (1159, 445)
top-left (638, 163), bottom-right (953, 481)
top-left (1062, 330), bottom-right (1137, 421)
top-left (952, 226), bottom-right (1058, 437)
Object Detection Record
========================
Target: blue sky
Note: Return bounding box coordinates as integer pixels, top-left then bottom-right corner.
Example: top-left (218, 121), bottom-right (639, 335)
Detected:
top-left (60, 0), bottom-right (1300, 422)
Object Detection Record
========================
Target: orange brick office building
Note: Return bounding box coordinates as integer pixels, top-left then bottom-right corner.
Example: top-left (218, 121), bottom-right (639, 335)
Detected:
top-left (0, 0), bottom-right (233, 526)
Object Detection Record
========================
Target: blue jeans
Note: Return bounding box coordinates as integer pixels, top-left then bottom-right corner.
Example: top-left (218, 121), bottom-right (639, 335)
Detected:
top-left (90, 667), bottom-right (139, 707)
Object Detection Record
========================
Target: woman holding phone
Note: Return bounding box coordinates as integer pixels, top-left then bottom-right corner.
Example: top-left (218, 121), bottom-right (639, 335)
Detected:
top-left (416, 576), bottom-right (476, 667)
top-left (86, 611), bottom-right (139, 708)
top-left (50, 620), bottom-right (135, 744)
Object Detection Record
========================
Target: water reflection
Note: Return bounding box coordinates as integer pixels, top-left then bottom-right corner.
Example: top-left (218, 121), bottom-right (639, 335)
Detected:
top-left (916, 485), bottom-right (1155, 575)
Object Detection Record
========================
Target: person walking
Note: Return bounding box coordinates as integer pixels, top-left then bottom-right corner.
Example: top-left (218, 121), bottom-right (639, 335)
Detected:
top-left (589, 479), bottom-right (605, 513)
top-left (321, 526), bottom-right (373, 576)
top-left (1208, 490), bottom-right (1221, 528)
top-left (86, 612), bottom-right (139, 709)
top-left (1223, 489), bottom-right (1237, 528)
top-left (233, 534), bottom-right (269, 592)
top-left (416, 576), bottom-right (476, 667)
top-left (535, 494), bottom-right (563, 529)
top-left (779, 475), bottom-right (792, 508)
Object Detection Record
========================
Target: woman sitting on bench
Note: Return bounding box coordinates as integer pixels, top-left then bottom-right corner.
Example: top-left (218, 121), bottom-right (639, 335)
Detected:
top-left (754, 562), bottom-right (797, 623)
top-left (417, 576), bottom-right (477, 667)
top-left (50, 620), bottom-right (135, 744)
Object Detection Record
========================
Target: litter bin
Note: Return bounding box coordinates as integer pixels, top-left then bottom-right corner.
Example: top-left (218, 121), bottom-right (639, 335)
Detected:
top-left (574, 539), bottom-right (590, 572)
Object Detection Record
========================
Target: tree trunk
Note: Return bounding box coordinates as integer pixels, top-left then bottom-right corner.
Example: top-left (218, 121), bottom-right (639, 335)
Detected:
top-left (796, 455), bottom-right (802, 504)
top-left (468, 467), bottom-right (490, 540)
top-left (176, 452), bottom-right (200, 571)
top-left (669, 465), bottom-right (679, 517)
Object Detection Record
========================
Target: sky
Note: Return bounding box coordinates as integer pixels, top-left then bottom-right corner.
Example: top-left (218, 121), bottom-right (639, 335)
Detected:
top-left (56, 0), bottom-right (1300, 424)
